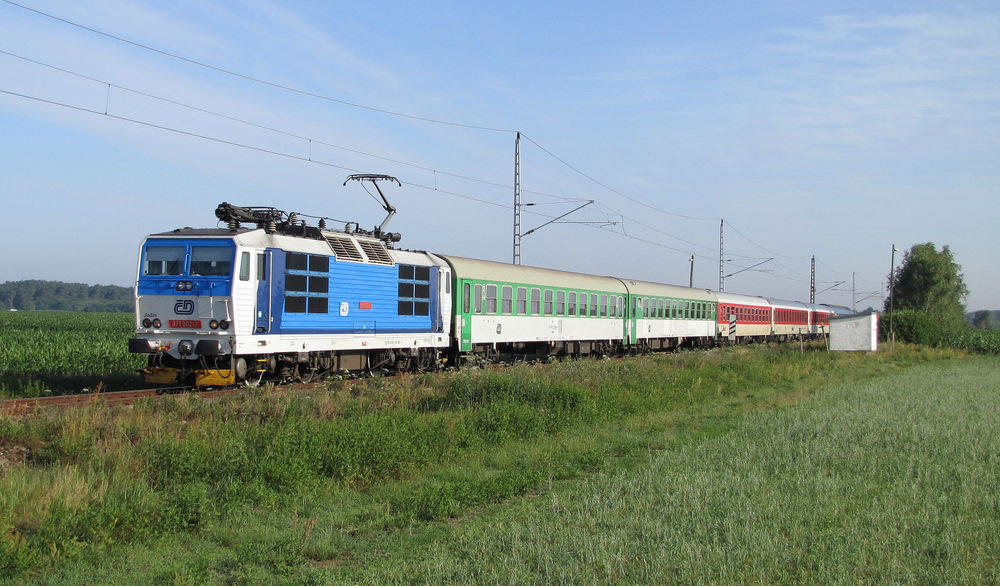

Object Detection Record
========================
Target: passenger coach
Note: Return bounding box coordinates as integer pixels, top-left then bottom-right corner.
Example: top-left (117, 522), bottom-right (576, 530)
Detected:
top-left (443, 255), bottom-right (626, 358)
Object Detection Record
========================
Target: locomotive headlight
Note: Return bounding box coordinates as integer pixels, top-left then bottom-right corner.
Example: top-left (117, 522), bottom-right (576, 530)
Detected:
top-left (220, 320), bottom-right (230, 330)
top-left (152, 319), bottom-right (162, 328)
top-left (209, 319), bottom-right (220, 330)
top-left (142, 318), bottom-right (152, 328)
top-left (178, 340), bottom-right (194, 356)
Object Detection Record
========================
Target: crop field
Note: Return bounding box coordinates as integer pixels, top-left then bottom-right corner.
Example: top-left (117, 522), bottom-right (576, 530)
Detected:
top-left (0, 312), bottom-right (144, 397)
top-left (2, 343), bottom-right (996, 583)
top-left (943, 327), bottom-right (1000, 354)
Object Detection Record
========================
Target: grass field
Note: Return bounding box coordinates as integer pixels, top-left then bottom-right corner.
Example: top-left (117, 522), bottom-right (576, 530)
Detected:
top-left (3, 343), bottom-right (996, 583)
top-left (350, 358), bottom-right (999, 584)
top-left (0, 312), bottom-right (144, 397)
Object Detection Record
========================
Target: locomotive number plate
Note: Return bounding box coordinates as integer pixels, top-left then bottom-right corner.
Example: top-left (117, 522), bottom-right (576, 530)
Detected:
top-left (168, 320), bottom-right (202, 328)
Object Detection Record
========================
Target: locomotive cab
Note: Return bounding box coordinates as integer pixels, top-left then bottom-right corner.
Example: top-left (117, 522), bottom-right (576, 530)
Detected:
top-left (129, 231), bottom-right (252, 386)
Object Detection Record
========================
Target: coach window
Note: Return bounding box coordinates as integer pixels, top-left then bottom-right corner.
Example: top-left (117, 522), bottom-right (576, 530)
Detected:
top-left (600, 294), bottom-right (608, 317)
top-left (501, 285), bottom-right (513, 314)
top-left (568, 292), bottom-right (577, 316)
top-left (239, 252), bottom-right (251, 281)
top-left (609, 295), bottom-right (617, 318)
top-left (516, 287), bottom-right (527, 315)
top-left (463, 283), bottom-right (471, 313)
top-left (486, 284), bottom-right (498, 314)
top-left (474, 284), bottom-right (483, 314)
top-left (531, 288), bottom-right (541, 315)
top-left (590, 294), bottom-right (599, 317)
top-left (579, 293), bottom-right (588, 316)
top-left (544, 290), bottom-right (554, 315)
top-left (556, 291), bottom-right (566, 316)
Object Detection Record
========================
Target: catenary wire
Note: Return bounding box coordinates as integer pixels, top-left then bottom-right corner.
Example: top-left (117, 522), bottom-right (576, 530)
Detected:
top-left (0, 3), bottom-right (817, 276)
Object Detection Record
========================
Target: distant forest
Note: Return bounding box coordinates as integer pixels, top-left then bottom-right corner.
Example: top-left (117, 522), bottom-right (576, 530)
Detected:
top-left (966, 310), bottom-right (1000, 330)
top-left (0, 280), bottom-right (133, 312)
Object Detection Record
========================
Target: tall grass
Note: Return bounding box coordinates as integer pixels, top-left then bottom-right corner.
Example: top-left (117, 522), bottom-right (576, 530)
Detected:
top-left (0, 312), bottom-right (144, 397)
top-left (350, 358), bottom-right (1000, 584)
top-left (0, 344), bottom-right (981, 582)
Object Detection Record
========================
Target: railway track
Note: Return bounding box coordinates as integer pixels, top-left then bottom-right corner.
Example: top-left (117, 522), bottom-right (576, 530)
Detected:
top-left (0, 379), bottom-right (338, 417)
top-left (0, 384), bottom-right (221, 417)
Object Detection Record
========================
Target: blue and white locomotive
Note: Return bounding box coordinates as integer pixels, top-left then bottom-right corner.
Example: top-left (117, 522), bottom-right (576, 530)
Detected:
top-left (129, 176), bottom-right (850, 386)
top-left (129, 177), bottom-right (453, 385)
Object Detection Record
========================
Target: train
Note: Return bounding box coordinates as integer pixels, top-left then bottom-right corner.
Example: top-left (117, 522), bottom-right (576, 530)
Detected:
top-left (128, 187), bottom-right (851, 386)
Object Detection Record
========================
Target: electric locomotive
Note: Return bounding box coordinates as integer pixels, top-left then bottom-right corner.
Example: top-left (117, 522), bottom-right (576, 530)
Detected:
top-left (129, 176), bottom-right (451, 386)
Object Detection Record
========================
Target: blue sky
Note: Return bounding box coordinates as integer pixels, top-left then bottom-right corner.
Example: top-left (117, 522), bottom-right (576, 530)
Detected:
top-left (1, 0), bottom-right (997, 310)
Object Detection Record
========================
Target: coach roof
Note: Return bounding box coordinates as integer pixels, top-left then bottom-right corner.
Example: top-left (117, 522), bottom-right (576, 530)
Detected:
top-left (438, 255), bottom-right (625, 293)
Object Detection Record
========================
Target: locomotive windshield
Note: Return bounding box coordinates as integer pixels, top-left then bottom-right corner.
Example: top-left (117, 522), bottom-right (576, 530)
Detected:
top-left (141, 243), bottom-right (234, 277)
top-left (143, 246), bottom-right (184, 276)
top-left (190, 246), bottom-right (233, 276)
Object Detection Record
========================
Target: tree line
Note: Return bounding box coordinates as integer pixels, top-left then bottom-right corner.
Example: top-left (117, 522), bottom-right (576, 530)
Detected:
top-left (0, 280), bottom-right (133, 313)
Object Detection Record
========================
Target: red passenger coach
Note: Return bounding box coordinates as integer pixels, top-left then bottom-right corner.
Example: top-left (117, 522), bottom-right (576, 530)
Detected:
top-left (714, 292), bottom-right (772, 341)
top-left (767, 298), bottom-right (811, 338)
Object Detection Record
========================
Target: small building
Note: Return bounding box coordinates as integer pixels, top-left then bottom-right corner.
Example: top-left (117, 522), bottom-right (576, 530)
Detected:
top-left (830, 312), bottom-right (879, 352)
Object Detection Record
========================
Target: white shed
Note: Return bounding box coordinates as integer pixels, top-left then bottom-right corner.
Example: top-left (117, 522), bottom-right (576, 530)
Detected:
top-left (830, 312), bottom-right (879, 352)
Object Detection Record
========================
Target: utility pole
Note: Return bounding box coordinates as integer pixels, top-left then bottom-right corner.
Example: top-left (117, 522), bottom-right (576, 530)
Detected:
top-left (889, 244), bottom-right (899, 342)
top-left (852, 272), bottom-right (856, 313)
top-left (689, 255), bottom-right (694, 288)
top-left (513, 132), bottom-right (522, 265)
top-left (718, 220), bottom-right (724, 292)
top-left (810, 256), bottom-right (816, 304)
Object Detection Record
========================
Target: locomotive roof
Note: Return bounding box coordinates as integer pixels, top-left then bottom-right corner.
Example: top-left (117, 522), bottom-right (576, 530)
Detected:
top-left (149, 228), bottom-right (251, 237)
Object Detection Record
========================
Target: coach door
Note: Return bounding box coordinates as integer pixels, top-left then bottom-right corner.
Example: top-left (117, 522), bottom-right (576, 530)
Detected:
top-left (458, 280), bottom-right (473, 351)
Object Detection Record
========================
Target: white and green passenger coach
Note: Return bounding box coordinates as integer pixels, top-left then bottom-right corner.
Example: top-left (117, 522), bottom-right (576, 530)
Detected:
top-left (441, 255), bottom-right (719, 358)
